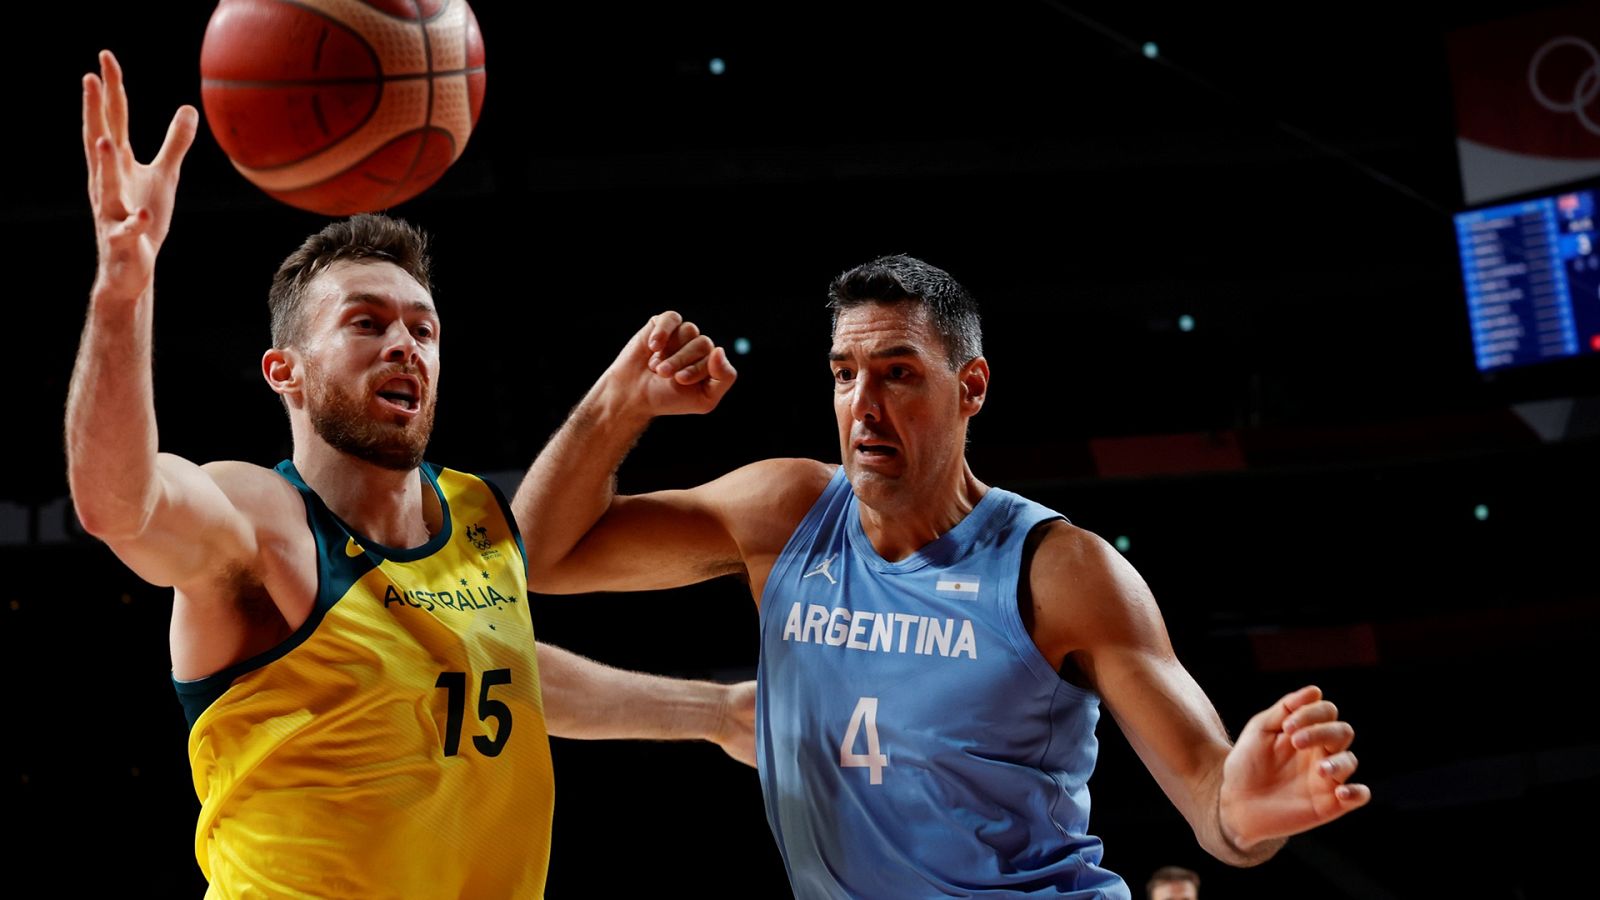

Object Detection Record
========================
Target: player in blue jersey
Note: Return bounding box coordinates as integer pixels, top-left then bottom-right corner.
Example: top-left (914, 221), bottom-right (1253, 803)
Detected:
top-left (521, 254), bottom-right (1370, 898)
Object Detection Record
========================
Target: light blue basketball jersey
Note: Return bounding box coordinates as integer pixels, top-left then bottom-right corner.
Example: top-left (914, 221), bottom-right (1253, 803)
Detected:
top-left (756, 467), bottom-right (1129, 899)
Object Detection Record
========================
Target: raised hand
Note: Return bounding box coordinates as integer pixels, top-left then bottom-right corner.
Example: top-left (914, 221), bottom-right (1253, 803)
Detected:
top-left (83, 50), bottom-right (198, 302)
top-left (1218, 685), bottom-right (1370, 850)
top-left (604, 310), bottom-right (738, 417)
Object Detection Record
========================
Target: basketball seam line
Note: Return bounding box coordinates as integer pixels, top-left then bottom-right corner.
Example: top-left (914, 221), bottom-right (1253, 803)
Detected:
top-left (353, 0), bottom-right (452, 25)
top-left (258, 125), bottom-right (457, 193)
top-left (371, 0), bottom-right (439, 209)
top-left (202, 67), bottom-right (484, 89)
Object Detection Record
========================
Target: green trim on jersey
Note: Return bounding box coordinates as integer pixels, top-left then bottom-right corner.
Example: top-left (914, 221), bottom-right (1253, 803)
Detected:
top-left (172, 461), bottom-right (453, 726)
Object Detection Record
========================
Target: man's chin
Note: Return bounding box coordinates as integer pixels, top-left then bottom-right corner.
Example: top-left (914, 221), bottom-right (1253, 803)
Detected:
top-left (316, 423), bottom-right (430, 471)
top-left (310, 397), bottom-right (434, 472)
top-left (845, 468), bottom-right (907, 507)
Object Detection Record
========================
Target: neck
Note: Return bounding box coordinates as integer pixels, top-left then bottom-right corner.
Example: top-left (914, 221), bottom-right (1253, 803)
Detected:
top-left (856, 461), bottom-right (988, 562)
top-left (291, 429), bottom-right (437, 549)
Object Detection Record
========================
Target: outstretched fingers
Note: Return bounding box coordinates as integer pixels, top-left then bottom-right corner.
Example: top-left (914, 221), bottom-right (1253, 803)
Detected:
top-left (83, 76), bottom-right (101, 201)
top-left (95, 136), bottom-right (128, 222)
top-left (100, 50), bottom-right (129, 149)
top-left (154, 105), bottom-right (199, 175)
top-left (82, 56), bottom-right (130, 224)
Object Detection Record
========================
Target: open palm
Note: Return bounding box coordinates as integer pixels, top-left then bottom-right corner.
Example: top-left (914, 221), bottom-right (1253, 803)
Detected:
top-left (83, 50), bottom-right (196, 300)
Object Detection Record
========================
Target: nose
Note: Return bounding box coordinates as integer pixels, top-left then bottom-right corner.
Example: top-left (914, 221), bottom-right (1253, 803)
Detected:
top-left (850, 372), bottom-right (881, 423)
top-left (381, 322), bottom-right (419, 366)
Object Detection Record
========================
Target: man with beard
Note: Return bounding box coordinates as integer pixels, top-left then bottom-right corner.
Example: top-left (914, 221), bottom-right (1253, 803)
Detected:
top-left (66, 52), bottom-right (751, 899)
top-left (518, 258), bottom-right (1371, 897)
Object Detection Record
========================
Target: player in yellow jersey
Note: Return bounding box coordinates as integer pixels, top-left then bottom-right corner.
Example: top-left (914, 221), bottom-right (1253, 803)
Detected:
top-left (66, 51), bottom-right (751, 899)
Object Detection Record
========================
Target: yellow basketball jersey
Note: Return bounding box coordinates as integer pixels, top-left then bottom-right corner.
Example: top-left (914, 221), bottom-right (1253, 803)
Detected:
top-left (174, 461), bottom-right (553, 899)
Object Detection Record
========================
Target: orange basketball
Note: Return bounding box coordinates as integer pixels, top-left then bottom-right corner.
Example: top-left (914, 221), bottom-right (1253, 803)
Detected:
top-left (199, 0), bottom-right (486, 215)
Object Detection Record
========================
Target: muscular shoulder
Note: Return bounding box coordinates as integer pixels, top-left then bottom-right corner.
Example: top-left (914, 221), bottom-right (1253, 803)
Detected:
top-left (708, 458), bottom-right (835, 555)
top-left (196, 459), bottom-right (305, 533)
top-left (714, 458), bottom-right (835, 510)
top-left (172, 461), bottom-right (310, 678)
top-left (1023, 519), bottom-right (1168, 667)
top-left (1026, 520), bottom-right (1122, 586)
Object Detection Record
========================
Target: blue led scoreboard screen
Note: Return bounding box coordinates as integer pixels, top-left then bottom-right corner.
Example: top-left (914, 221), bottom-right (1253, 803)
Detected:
top-left (1456, 185), bottom-right (1600, 373)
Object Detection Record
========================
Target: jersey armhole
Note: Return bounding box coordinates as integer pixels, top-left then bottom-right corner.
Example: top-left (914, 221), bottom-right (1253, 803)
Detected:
top-left (174, 472), bottom-right (378, 728)
top-left (997, 516), bottom-right (1101, 703)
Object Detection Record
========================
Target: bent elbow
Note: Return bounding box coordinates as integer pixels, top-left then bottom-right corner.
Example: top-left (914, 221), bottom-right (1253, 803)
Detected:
top-left (66, 480), bottom-right (152, 543)
top-left (70, 504), bottom-right (141, 543)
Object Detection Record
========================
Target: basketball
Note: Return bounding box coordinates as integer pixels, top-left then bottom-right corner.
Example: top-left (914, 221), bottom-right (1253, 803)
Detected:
top-left (199, 0), bottom-right (485, 215)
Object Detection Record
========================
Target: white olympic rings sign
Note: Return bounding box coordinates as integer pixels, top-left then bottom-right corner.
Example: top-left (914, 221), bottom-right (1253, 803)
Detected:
top-left (1528, 36), bottom-right (1600, 137)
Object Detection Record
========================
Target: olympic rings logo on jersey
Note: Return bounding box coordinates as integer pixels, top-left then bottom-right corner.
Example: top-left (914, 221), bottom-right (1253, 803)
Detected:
top-left (1528, 35), bottom-right (1600, 138)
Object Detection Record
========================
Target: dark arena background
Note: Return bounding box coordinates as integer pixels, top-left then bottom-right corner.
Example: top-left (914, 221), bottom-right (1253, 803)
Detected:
top-left (5, 2), bottom-right (1599, 897)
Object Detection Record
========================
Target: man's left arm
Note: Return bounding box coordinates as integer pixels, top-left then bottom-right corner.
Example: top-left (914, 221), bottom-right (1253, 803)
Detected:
top-left (536, 642), bottom-right (755, 767)
top-left (1026, 522), bottom-right (1369, 865)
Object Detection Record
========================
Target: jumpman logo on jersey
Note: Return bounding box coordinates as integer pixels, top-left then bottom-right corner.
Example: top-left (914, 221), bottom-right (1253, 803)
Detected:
top-left (802, 554), bottom-right (838, 585)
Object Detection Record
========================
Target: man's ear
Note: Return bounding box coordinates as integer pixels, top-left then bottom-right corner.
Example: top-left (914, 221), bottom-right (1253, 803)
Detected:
top-left (263, 346), bottom-right (302, 405)
top-left (959, 356), bottom-right (989, 416)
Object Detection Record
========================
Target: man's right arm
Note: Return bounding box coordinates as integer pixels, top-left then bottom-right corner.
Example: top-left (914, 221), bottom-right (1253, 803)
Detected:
top-left (513, 311), bottom-right (825, 595)
top-left (66, 50), bottom-right (253, 590)
top-left (537, 642), bottom-right (756, 766)
top-left (66, 256), bottom-right (258, 588)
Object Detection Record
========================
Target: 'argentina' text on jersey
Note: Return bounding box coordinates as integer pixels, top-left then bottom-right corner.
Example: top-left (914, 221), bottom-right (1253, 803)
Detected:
top-left (780, 601), bottom-right (978, 659)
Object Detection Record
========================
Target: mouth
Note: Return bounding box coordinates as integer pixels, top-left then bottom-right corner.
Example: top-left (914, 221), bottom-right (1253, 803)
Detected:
top-left (375, 376), bottom-right (421, 414)
top-left (854, 439), bottom-right (899, 460)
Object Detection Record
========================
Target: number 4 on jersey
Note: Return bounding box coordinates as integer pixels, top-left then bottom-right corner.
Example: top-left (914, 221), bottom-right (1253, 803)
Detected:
top-left (840, 696), bottom-right (889, 784)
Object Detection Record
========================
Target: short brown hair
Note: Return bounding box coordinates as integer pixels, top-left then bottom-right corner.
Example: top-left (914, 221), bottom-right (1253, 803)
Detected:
top-left (1146, 865), bottom-right (1200, 896)
top-left (268, 214), bottom-right (432, 349)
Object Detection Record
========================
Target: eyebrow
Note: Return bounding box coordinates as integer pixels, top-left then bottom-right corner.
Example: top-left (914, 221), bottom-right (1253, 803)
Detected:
top-left (829, 344), bottom-right (921, 363)
top-left (341, 292), bottom-right (437, 317)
